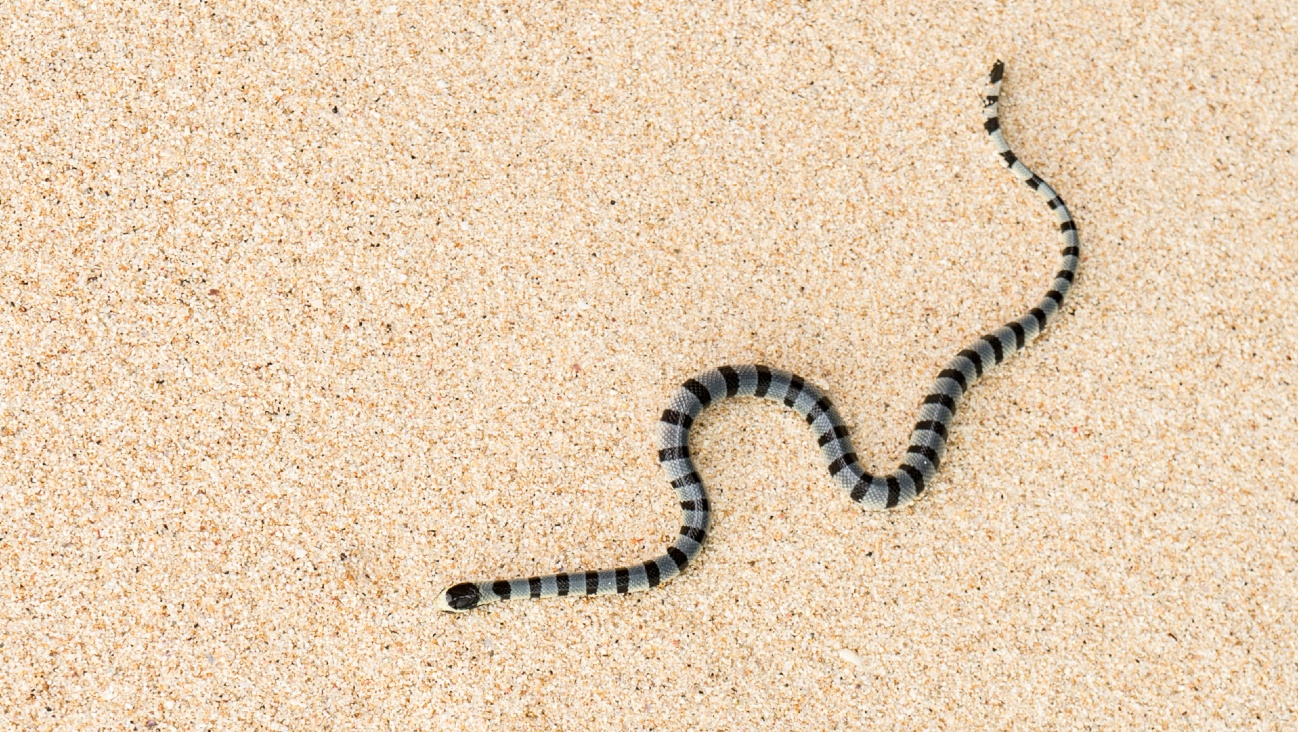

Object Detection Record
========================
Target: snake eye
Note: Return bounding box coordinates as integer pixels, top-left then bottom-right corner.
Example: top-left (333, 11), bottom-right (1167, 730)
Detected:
top-left (443, 582), bottom-right (481, 611)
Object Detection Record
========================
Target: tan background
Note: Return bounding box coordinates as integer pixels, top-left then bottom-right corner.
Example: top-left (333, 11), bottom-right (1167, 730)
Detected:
top-left (2, 1), bottom-right (1295, 729)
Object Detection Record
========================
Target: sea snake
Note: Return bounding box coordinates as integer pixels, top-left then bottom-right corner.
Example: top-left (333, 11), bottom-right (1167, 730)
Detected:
top-left (435, 60), bottom-right (1078, 612)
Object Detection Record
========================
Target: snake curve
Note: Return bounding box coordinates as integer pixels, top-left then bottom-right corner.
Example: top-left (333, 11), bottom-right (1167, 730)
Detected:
top-left (435, 60), bottom-right (1079, 612)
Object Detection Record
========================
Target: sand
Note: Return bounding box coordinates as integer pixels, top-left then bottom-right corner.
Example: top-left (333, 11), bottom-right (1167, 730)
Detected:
top-left (1, 0), bottom-right (1295, 729)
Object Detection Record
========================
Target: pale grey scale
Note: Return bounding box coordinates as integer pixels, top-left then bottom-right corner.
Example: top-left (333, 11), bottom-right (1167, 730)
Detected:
top-left (620, 569), bottom-right (651, 594)
top-left (860, 478), bottom-right (892, 510)
top-left (817, 428), bottom-right (851, 457)
top-left (833, 464), bottom-right (867, 493)
top-left (909, 431), bottom-right (947, 458)
top-left (819, 430), bottom-right (853, 455)
top-left (598, 570), bottom-right (620, 594)
top-left (652, 555), bottom-right (681, 576)
top-left (807, 396), bottom-right (838, 425)
top-left (731, 364), bottom-right (763, 394)
top-left (911, 420), bottom-right (950, 447)
top-left (903, 455), bottom-right (937, 478)
top-left (948, 356), bottom-right (982, 386)
top-left (680, 509), bottom-right (707, 529)
top-left (434, 60), bottom-right (1079, 613)
top-left (905, 443), bottom-right (942, 469)
top-left (906, 460), bottom-right (935, 477)
top-left (626, 570), bottom-right (652, 593)
top-left (693, 369), bottom-right (731, 401)
top-left (680, 510), bottom-right (707, 530)
top-left (539, 575), bottom-right (561, 596)
top-left (1034, 181), bottom-right (1059, 201)
top-left (674, 481), bottom-right (706, 504)
top-left (931, 376), bottom-right (966, 399)
top-left (994, 324), bottom-right (1021, 349)
top-left (793, 385), bottom-right (828, 416)
top-left (674, 535), bottom-right (706, 555)
top-left (1015, 313), bottom-right (1043, 342)
top-left (658, 457), bottom-right (696, 483)
top-left (917, 401), bottom-right (956, 422)
top-left (680, 515), bottom-right (708, 529)
top-left (766, 373), bottom-right (795, 400)
top-left (894, 475), bottom-right (919, 505)
top-left (907, 439), bottom-right (942, 462)
top-left (658, 423), bottom-right (689, 449)
top-left (673, 535), bottom-right (704, 555)
top-left (910, 425), bottom-right (948, 450)
top-left (1009, 161), bottom-right (1037, 182)
top-left (993, 336), bottom-right (1018, 360)
top-left (666, 393), bottom-right (705, 421)
top-left (808, 399), bottom-right (843, 429)
top-left (1038, 294), bottom-right (1062, 320)
top-left (972, 337), bottom-right (1001, 368)
top-left (819, 434), bottom-right (853, 462)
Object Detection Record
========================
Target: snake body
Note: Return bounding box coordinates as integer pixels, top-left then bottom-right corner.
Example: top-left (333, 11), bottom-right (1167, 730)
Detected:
top-left (435, 60), bottom-right (1078, 613)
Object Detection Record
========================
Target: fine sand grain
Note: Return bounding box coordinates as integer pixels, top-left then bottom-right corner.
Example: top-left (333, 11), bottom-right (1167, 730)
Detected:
top-left (1, 1), bottom-right (1295, 729)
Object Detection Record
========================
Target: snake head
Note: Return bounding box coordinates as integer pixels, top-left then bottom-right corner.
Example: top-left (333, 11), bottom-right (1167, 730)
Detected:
top-left (434, 582), bottom-right (482, 612)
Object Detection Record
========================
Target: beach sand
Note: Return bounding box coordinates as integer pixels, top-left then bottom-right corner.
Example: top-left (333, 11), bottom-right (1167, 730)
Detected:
top-left (1, 1), bottom-right (1295, 728)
